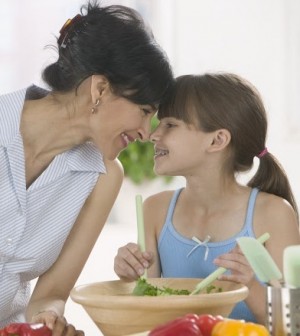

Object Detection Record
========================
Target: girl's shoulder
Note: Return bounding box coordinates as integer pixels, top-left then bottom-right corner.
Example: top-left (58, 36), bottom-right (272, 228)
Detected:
top-left (256, 190), bottom-right (295, 215)
top-left (144, 190), bottom-right (176, 209)
top-left (143, 190), bottom-right (179, 228)
top-left (254, 190), bottom-right (298, 235)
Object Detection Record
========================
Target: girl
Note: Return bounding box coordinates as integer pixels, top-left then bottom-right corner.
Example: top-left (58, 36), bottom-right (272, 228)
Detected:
top-left (114, 73), bottom-right (300, 324)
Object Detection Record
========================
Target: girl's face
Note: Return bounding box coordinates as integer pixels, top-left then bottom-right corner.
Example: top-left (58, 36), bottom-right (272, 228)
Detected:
top-left (150, 117), bottom-right (213, 176)
top-left (91, 93), bottom-right (156, 160)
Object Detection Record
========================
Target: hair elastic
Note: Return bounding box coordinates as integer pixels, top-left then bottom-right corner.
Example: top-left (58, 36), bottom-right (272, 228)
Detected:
top-left (257, 147), bottom-right (268, 159)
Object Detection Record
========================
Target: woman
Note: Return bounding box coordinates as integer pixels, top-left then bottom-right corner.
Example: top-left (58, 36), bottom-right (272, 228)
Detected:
top-left (114, 73), bottom-right (300, 324)
top-left (0, 0), bottom-right (174, 333)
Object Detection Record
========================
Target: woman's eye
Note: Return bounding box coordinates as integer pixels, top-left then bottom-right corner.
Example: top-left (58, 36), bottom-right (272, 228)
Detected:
top-left (141, 108), bottom-right (152, 115)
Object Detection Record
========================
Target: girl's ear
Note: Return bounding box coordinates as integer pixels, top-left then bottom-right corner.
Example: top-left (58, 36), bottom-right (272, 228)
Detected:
top-left (90, 75), bottom-right (110, 103)
top-left (208, 129), bottom-right (231, 153)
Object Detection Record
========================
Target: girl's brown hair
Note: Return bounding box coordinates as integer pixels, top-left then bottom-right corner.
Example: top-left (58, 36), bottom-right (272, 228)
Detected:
top-left (158, 73), bottom-right (298, 218)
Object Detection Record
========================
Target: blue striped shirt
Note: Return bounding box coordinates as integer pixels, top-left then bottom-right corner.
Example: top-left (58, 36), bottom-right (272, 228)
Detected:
top-left (0, 87), bottom-right (106, 326)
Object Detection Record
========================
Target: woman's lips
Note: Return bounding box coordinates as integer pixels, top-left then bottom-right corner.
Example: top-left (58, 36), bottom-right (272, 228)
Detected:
top-left (121, 132), bottom-right (135, 147)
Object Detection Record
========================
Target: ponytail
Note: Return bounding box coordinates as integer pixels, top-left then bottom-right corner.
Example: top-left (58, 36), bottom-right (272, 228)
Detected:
top-left (248, 152), bottom-right (299, 221)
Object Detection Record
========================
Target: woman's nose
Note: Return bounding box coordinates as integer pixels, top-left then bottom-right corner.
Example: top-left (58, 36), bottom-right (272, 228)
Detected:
top-left (139, 114), bottom-right (159, 142)
top-left (137, 121), bottom-right (151, 142)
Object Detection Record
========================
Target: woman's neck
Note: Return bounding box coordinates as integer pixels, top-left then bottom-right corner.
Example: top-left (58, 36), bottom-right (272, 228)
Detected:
top-left (20, 93), bottom-right (89, 162)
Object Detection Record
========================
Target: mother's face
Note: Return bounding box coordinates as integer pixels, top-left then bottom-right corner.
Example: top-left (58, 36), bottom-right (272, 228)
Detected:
top-left (90, 91), bottom-right (156, 160)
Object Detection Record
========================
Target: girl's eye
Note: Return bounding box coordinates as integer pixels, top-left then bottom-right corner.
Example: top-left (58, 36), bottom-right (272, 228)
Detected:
top-left (166, 123), bottom-right (175, 128)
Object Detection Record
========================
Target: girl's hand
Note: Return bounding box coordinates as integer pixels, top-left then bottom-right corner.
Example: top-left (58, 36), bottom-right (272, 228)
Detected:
top-left (213, 245), bottom-right (256, 288)
top-left (114, 242), bottom-right (153, 281)
top-left (32, 311), bottom-right (84, 335)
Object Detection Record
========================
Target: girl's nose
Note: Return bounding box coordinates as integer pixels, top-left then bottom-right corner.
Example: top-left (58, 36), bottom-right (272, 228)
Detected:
top-left (150, 128), bottom-right (159, 143)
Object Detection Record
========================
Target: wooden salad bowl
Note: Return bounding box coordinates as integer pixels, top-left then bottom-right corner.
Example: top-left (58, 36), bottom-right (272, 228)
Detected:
top-left (70, 278), bottom-right (248, 336)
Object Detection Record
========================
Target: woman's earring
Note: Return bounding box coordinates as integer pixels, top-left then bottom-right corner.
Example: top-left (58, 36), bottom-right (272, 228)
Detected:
top-left (91, 99), bottom-right (100, 114)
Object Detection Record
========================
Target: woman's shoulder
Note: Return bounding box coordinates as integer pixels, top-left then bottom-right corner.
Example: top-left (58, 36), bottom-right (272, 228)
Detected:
top-left (101, 158), bottom-right (124, 185)
top-left (85, 158), bottom-right (124, 216)
top-left (104, 157), bottom-right (124, 176)
top-left (93, 158), bottom-right (124, 191)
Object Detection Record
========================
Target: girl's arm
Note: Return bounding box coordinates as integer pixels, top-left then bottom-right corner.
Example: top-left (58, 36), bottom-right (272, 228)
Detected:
top-left (142, 194), bottom-right (163, 278)
top-left (247, 196), bottom-right (299, 323)
top-left (26, 158), bottom-right (123, 328)
top-left (215, 194), bottom-right (300, 324)
top-left (113, 191), bottom-right (172, 280)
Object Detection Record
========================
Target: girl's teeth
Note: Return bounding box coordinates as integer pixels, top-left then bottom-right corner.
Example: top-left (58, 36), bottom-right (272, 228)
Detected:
top-left (155, 149), bottom-right (169, 156)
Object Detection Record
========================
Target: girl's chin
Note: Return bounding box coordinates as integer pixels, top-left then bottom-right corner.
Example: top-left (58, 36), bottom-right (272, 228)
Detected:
top-left (153, 167), bottom-right (167, 176)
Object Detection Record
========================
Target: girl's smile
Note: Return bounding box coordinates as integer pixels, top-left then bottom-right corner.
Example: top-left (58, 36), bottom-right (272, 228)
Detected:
top-left (154, 147), bottom-right (169, 160)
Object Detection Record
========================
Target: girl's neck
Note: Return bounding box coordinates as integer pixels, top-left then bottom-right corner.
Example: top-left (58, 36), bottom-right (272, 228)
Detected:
top-left (184, 176), bottom-right (246, 211)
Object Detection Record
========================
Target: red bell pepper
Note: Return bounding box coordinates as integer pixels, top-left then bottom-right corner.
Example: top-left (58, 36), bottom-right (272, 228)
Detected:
top-left (0, 323), bottom-right (51, 336)
top-left (149, 315), bottom-right (203, 336)
top-left (195, 314), bottom-right (224, 336)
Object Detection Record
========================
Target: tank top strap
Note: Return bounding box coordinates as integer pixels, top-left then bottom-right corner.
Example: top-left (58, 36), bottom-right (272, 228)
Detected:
top-left (159, 188), bottom-right (183, 239)
top-left (166, 188), bottom-right (183, 223)
top-left (243, 188), bottom-right (260, 234)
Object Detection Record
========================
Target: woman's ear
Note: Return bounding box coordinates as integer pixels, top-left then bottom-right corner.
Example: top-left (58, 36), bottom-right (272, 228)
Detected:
top-left (208, 129), bottom-right (231, 153)
top-left (90, 75), bottom-right (110, 103)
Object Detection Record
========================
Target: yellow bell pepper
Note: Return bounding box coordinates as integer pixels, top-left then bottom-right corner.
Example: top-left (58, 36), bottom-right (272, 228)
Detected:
top-left (211, 319), bottom-right (270, 336)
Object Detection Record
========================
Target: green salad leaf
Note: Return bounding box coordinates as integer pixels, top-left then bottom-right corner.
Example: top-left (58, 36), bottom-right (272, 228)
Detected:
top-left (205, 284), bottom-right (223, 294)
top-left (132, 278), bottom-right (190, 296)
top-left (132, 278), bottom-right (223, 296)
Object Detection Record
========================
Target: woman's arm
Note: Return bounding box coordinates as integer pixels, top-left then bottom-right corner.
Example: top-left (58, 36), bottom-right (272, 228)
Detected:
top-left (26, 158), bottom-right (123, 325)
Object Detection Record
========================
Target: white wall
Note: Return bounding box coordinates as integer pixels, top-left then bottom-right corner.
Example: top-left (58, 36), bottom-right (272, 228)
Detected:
top-left (153, 0), bottom-right (300, 201)
top-left (1, 0), bottom-right (299, 334)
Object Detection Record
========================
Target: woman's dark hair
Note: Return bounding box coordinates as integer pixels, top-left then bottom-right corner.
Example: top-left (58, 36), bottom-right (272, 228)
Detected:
top-left (158, 73), bottom-right (298, 217)
top-left (42, 0), bottom-right (174, 106)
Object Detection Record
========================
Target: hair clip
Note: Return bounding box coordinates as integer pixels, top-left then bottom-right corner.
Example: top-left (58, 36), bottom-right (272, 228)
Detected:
top-left (58, 14), bottom-right (83, 49)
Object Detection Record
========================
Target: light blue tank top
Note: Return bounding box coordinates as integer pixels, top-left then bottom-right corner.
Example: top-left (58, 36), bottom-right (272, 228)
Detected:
top-left (158, 188), bottom-right (260, 322)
